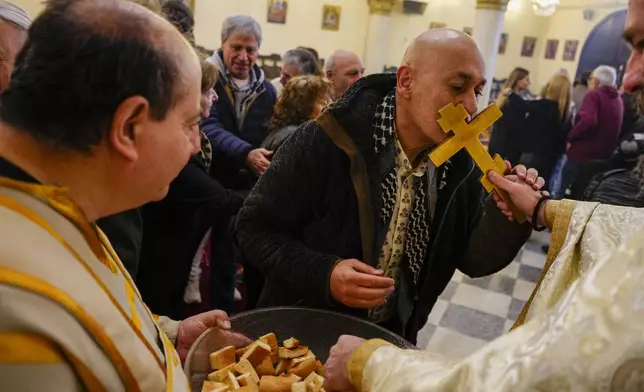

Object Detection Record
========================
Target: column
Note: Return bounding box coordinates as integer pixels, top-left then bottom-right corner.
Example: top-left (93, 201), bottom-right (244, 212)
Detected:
top-left (363, 0), bottom-right (396, 75)
top-left (473, 0), bottom-right (510, 107)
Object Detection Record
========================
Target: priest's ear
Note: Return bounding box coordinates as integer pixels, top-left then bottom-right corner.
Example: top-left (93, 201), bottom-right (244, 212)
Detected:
top-left (108, 96), bottom-right (151, 162)
top-left (397, 65), bottom-right (413, 99)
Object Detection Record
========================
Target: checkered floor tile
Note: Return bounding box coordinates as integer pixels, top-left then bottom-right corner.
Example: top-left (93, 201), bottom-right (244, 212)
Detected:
top-left (416, 232), bottom-right (549, 358)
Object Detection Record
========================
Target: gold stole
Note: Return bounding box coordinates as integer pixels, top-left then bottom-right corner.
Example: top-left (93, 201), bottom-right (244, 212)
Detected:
top-left (0, 178), bottom-right (188, 391)
top-left (514, 200), bottom-right (644, 328)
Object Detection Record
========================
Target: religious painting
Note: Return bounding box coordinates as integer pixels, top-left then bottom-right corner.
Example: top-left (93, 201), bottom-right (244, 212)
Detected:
top-left (429, 21), bottom-right (447, 29)
top-left (267, 0), bottom-right (288, 24)
top-left (322, 5), bottom-right (341, 31)
top-left (463, 27), bottom-right (473, 36)
top-left (498, 33), bottom-right (508, 55)
top-left (545, 39), bottom-right (559, 60)
top-left (563, 39), bottom-right (580, 61)
top-left (521, 36), bottom-right (537, 58)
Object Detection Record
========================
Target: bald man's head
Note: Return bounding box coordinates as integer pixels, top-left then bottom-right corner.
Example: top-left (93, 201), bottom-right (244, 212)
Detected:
top-left (0, 0), bottom-right (203, 210)
top-left (324, 49), bottom-right (364, 99)
top-left (396, 28), bottom-right (486, 148)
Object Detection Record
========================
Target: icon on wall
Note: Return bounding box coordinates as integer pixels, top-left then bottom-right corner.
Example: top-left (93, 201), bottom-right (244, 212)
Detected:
top-left (429, 21), bottom-right (447, 29)
top-left (322, 5), bottom-right (341, 31)
top-left (563, 39), bottom-right (579, 61)
top-left (267, 0), bottom-right (288, 24)
top-left (545, 39), bottom-right (559, 60)
top-left (521, 36), bottom-right (537, 58)
top-left (498, 33), bottom-right (509, 55)
top-left (463, 27), bottom-right (473, 36)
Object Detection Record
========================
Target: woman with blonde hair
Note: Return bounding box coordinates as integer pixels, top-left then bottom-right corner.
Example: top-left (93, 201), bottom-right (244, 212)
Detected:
top-left (495, 67), bottom-right (533, 108)
top-left (262, 75), bottom-right (332, 152)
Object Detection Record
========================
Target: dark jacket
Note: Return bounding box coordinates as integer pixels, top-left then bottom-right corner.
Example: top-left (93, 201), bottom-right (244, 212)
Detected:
top-left (567, 86), bottom-right (623, 163)
top-left (236, 74), bottom-right (531, 343)
top-left (136, 155), bottom-right (245, 319)
top-left (97, 209), bottom-right (143, 279)
top-left (261, 125), bottom-right (299, 152)
top-left (201, 51), bottom-right (277, 190)
top-left (506, 95), bottom-right (572, 187)
top-left (488, 93), bottom-right (528, 164)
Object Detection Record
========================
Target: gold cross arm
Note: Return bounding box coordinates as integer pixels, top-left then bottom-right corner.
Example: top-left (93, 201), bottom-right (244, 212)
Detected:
top-left (429, 103), bottom-right (526, 223)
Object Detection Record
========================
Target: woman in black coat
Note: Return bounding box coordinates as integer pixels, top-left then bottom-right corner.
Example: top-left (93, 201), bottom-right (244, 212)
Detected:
top-left (135, 55), bottom-right (244, 319)
top-left (503, 73), bottom-right (573, 190)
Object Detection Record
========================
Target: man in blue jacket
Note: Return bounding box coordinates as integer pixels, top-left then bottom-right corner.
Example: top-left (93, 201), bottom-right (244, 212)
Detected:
top-left (203, 15), bottom-right (277, 190)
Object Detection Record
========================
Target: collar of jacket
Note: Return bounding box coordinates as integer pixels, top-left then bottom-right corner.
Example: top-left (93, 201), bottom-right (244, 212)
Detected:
top-left (316, 73), bottom-right (476, 265)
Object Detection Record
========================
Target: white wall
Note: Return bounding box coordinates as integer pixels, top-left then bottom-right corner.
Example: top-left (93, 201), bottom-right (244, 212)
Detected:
top-left (9, 0), bottom-right (628, 94)
top-left (534, 6), bottom-right (625, 90)
top-left (384, 0), bottom-right (549, 89)
top-left (193, 0), bottom-right (369, 62)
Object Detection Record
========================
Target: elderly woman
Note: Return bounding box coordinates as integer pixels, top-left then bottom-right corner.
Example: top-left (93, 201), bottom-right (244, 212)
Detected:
top-left (136, 53), bottom-right (245, 319)
top-left (262, 75), bottom-right (332, 152)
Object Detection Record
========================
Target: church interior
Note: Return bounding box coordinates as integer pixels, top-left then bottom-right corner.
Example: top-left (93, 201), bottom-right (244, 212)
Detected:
top-left (2, 0), bottom-right (643, 389)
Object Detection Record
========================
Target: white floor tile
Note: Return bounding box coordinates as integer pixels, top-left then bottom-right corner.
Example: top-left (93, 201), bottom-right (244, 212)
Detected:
top-left (452, 269), bottom-right (464, 283)
top-left (521, 249), bottom-right (547, 269)
top-left (451, 283), bottom-right (511, 318)
top-left (498, 261), bottom-right (520, 279)
top-left (427, 299), bottom-right (449, 325)
top-left (425, 327), bottom-right (488, 359)
top-left (504, 319), bottom-right (515, 332)
top-left (513, 279), bottom-right (536, 301)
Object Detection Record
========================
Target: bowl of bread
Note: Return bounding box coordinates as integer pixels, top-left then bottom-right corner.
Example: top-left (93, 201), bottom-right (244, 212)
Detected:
top-left (184, 307), bottom-right (417, 392)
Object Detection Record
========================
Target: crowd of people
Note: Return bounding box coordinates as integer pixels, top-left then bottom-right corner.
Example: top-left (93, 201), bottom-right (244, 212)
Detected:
top-left (489, 59), bottom-right (644, 209)
top-left (2, 0), bottom-right (644, 391)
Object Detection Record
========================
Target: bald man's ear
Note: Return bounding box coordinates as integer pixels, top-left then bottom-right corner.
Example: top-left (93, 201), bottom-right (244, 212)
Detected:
top-left (109, 96), bottom-right (150, 162)
top-left (397, 65), bottom-right (413, 99)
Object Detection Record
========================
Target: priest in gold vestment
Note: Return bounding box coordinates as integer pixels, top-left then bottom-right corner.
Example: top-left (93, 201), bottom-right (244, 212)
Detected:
top-left (0, 1), bottom-right (248, 391)
top-left (323, 1), bottom-right (644, 390)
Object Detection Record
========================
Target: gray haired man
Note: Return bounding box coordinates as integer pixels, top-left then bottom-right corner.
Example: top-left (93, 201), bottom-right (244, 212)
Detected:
top-left (0, 1), bottom-right (31, 93)
top-left (202, 14), bottom-right (277, 185)
top-left (324, 49), bottom-right (364, 99)
top-left (271, 48), bottom-right (319, 95)
top-left (557, 64), bottom-right (624, 198)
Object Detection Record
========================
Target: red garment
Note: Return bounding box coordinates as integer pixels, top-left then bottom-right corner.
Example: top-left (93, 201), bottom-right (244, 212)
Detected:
top-left (567, 86), bottom-right (623, 163)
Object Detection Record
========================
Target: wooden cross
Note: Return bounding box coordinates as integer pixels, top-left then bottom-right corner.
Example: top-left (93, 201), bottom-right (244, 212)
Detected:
top-left (429, 103), bottom-right (526, 223)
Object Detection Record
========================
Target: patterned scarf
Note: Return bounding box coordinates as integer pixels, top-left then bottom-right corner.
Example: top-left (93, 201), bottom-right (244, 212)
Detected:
top-left (373, 92), bottom-right (451, 284)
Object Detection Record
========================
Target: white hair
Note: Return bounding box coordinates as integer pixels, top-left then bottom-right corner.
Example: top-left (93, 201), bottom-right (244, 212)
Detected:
top-left (592, 65), bottom-right (617, 87)
top-left (221, 15), bottom-right (262, 47)
top-left (0, 1), bottom-right (31, 31)
top-left (323, 49), bottom-right (362, 74)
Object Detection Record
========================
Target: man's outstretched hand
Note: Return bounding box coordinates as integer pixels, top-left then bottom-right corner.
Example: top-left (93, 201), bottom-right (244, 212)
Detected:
top-left (176, 310), bottom-right (251, 363)
top-left (324, 335), bottom-right (365, 392)
top-left (330, 259), bottom-right (395, 309)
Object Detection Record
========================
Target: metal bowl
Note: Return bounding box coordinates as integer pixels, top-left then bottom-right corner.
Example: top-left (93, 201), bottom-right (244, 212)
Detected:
top-left (184, 307), bottom-right (417, 390)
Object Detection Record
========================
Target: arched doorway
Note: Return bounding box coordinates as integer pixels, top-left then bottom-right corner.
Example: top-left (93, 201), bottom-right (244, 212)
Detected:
top-left (576, 9), bottom-right (630, 84)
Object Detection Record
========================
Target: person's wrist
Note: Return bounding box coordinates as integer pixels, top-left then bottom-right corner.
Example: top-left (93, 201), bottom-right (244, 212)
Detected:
top-left (535, 198), bottom-right (549, 229)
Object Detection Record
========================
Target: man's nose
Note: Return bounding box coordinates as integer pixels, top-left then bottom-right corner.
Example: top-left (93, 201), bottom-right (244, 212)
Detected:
top-left (461, 93), bottom-right (479, 116)
top-left (622, 52), bottom-right (643, 94)
top-left (237, 51), bottom-right (248, 62)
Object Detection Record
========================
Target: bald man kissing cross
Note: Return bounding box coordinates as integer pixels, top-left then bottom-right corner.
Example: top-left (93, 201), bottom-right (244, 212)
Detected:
top-left (237, 30), bottom-right (545, 344)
